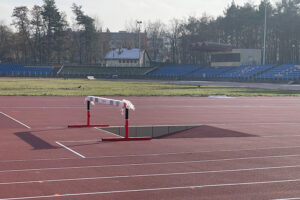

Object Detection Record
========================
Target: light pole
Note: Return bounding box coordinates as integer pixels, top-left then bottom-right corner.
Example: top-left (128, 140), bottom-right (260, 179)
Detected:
top-left (137, 21), bottom-right (142, 67)
top-left (263, 0), bottom-right (267, 65)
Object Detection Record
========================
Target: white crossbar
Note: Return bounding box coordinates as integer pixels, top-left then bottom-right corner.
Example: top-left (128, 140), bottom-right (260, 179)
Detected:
top-left (85, 96), bottom-right (135, 110)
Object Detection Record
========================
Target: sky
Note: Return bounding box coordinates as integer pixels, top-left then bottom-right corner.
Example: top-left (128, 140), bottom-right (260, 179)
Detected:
top-left (0, 0), bottom-right (265, 32)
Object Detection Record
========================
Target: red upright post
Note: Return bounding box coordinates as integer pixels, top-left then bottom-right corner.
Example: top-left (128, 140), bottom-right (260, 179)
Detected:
top-left (125, 107), bottom-right (129, 139)
top-left (87, 101), bottom-right (91, 126)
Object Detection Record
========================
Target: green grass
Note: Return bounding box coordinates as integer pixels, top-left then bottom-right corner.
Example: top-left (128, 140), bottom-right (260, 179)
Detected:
top-left (1, 77), bottom-right (300, 96)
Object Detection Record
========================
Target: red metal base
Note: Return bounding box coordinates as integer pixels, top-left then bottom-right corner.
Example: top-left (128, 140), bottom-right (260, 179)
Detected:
top-left (102, 137), bottom-right (152, 141)
top-left (68, 124), bottom-right (109, 128)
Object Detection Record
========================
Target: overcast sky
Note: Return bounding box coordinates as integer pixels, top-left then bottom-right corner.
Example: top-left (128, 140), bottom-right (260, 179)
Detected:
top-left (0, 0), bottom-right (265, 31)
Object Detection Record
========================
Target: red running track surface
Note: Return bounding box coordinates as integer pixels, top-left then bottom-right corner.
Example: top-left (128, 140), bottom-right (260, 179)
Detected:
top-left (1, 96), bottom-right (300, 199)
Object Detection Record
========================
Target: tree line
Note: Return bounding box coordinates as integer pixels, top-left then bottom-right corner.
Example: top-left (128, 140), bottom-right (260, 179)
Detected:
top-left (148, 0), bottom-right (300, 65)
top-left (0, 0), bottom-right (300, 65)
top-left (0, 0), bottom-right (101, 65)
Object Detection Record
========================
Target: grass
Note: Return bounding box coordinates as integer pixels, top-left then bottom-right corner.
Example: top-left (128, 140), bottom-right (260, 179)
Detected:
top-left (1, 77), bottom-right (300, 96)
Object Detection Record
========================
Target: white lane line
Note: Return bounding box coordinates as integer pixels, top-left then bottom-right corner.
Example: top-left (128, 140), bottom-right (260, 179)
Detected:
top-left (262, 135), bottom-right (300, 138)
top-left (274, 198), bottom-right (300, 200)
top-left (0, 112), bottom-right (30, 129)
top-left (58, 140), bottom-right (100, 143)
top-left (3, 153), bottom-right (300, 173)
top-left (3, 144), bottom-right (300, 164)
top-left (3, 178), bottom-right (300, 200)
top-left (3, 164), bottom-right (300, 185)
top-left (55, 142), bottom-right (85, 159)
top-left (2, 152), bottom-right (300, 166)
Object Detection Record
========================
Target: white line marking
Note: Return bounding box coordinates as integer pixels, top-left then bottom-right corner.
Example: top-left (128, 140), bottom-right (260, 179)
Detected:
top-left (3, 164), bottom-right (300, 185)
top-left (58, 139), bottom-right (100, 143)
top-left (3, 153), bottom-right (300, 173)
top-left (274, 198), bottom-right (300, 200)
top-left (262, 135), bottom-right (300, 138)
top-left (3, 178), bottom-right (300, 199)
top-left (55, 142), bottom-right (85, 159)
top-left (3, 144), bottom-right (300, 163)
top-left (0, 112), bottom-right (30, 129)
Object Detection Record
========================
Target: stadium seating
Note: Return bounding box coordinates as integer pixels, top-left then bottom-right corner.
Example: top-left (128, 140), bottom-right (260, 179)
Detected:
top-left (220, 65), bottom-right (274, 79)
top-left (188, 66), bottom-right (232, 78)
top-left (0, 64), bottom-right (52, 76)
top-left (258, 64), bottom-right (300, 79)
top-left (149, 65), bottom-right (201, 77)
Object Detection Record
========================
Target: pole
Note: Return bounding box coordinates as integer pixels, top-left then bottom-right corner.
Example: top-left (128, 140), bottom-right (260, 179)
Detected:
top-left (125, 107), bottom-right (129, 139)
top-left (87, 101), bottom-right (91, 126)
top-left (263, 1), bottom-right (267, 65)
top-left (137, 21), bottom-right (142, 67)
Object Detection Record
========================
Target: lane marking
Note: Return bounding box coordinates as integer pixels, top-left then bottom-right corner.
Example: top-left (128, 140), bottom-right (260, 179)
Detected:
top-left (0, 112), bottom-right (30, 129)
top-left (3, 153), bottom-right (300, 173)
top-left (55, 142), bottom-right (85, 159)
top-left (58, 139), bottom-right (100, 143)
top-left (3, 164), bottom-right (300, 185)
top-left (3, 144), bottom-right (300, 163)
top-left (262, 135), bottom-right (300, 138)
top-left (3, 178), bottom-right (300, 199)
top-left (275, 198), bottom-right (300, 200)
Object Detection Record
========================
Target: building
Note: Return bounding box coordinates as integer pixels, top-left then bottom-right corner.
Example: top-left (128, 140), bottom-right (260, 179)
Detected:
top-left (211, 49), bottom-right (262, 67)
top-left (104, 48), bottom-right (151, 67)
top-left (191, 42), bottom-right (261, 67)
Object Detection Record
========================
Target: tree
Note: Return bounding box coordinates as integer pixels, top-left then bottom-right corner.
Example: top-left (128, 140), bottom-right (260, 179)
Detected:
top-left (145, 20), bottom-right (166, 62)
top-left (166, 19), bottom-right (181, 64)
top-left (41, 0), bottom-right (68, 63)
top-left (12, 6), bottom-right (31, 63)
top-left (0, 24), bottom-right (14, 63)
top-left (72, 3), bottom-right (97, 64)
top-left (30, 5), bottom-right (44, 63)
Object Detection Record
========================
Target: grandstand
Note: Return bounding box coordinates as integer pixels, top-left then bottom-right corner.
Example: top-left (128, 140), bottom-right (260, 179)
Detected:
top-left (2, 63), bottom-right (300, 82)
top-left (149, 65), bottom-right (201, 78)
top-left (257, 64), bottom-right (300, 79)
top-left (219, 64), bottom-right (274, 79)
top-left (0, 64), bottom-right (52, 76)
top-left (188, 66), bottom-right (232, 78)
top-left (59, 65), bottom-right (154, 78)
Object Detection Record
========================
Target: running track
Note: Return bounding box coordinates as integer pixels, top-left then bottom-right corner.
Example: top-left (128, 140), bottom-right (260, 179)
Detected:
top-left (1, 96), bottom-right (300, 199)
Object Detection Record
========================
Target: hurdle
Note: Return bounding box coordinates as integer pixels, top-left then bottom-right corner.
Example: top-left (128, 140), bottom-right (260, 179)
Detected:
top-left (68, 96), bottom-right (152, 141)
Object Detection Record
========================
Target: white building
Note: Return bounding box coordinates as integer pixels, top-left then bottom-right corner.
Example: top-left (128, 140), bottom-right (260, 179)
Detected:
top-left (105, 48), bottom-right (151, 67)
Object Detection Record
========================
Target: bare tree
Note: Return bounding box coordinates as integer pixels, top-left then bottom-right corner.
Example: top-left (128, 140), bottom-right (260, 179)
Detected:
top-left (166, 19), bottom-right (181, 64)
top-left (145, 20), bottom-right (166, 62)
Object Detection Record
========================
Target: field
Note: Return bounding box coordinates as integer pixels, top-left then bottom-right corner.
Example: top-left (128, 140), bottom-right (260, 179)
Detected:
top-left (1, 77), bottom-right (300, 96)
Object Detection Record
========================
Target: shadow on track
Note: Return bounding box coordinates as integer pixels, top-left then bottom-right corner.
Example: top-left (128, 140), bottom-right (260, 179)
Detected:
top-left (158, 125), bottom-right (257, 139)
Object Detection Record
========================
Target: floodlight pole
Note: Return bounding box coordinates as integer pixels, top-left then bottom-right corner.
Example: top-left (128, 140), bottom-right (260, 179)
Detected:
top-left (263, 1), bottom-right (267, 65)
top-left (137, 20), bottom-right (142, 67)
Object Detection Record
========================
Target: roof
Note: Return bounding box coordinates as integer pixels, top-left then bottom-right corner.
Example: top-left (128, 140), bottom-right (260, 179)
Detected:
top-left (105, 48), bottom-right (144, 60)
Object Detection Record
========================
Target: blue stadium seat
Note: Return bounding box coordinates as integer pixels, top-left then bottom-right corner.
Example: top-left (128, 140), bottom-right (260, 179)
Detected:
top-left (189, 66), bottom-right (231, 78)
top-left (0, 64), bottom-right (52, 76)
top-left (220, 65), bottom-right (274, 79)
top-left (258, 64), bottom-right (300, 79)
